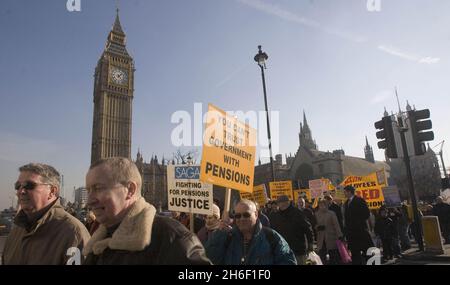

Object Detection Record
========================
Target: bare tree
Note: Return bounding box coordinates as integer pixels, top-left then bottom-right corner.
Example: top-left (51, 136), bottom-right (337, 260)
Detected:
top-left (172, 148), bottom-right (199, 164)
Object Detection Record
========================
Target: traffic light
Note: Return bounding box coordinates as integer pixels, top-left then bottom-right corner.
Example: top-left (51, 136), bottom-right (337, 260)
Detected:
top-left (374, 115), bottom-right (398, 158)
top-left (407, 109), bottom-right (434, 155)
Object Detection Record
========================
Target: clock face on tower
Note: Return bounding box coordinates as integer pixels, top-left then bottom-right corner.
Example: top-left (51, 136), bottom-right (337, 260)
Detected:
top-left (110, 67), bottom-right (128, 85)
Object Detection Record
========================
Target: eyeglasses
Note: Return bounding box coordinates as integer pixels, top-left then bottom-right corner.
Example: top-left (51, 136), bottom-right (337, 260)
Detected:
top-left (14, 181), bottom-right (52, 191)
top-left (234, 212), bottom-right (252, 219)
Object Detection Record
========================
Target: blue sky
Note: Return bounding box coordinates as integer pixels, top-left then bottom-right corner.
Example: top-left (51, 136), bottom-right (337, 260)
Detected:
top-left (1, 0), bottom-right (450, 209)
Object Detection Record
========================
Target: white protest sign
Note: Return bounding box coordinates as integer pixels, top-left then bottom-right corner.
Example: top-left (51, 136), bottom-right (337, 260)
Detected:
top-left (167, 165), bottom-right (213, 215)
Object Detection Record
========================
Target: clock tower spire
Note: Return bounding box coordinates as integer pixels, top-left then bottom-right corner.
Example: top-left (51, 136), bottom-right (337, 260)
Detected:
top-left (91, 9), bottom-right (135, 164)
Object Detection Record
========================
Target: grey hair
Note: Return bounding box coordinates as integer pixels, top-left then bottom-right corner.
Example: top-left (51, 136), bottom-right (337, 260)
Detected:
top-left (19, 163), bottom-right (60, 196)
top-left (90, 157), bottom-right (142, 195)
top-left (236, 199), bottom-right (257, 213)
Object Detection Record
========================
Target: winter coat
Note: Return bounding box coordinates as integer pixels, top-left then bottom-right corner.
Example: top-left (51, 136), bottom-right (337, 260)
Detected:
top-left (205, 221), bottom-right (297, 265)
top-left (315, 209), bottom-right (343, 251)
top-left (83, 197), bottom-right (211, 265)
top-left (197, 226), bottom-right (218, 245)
top-left (329, 202), bottom-right (344, 232)
top-left (299, 207), bottom-right (317, 230)
top-left (270, 205), bottom-right (314, 255)
top-left (432, 203), bottom-right (450, 228)
top-left (343, 196), bottom-right (374, 251)
top-left (2, 199), bottom-right (90, 265)
top-left (258, 211), bottom-right (271, 228)
top-left (374, 216), bottom-right (395, 240)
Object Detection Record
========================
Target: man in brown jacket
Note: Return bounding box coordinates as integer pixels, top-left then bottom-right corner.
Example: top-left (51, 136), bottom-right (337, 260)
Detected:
top-left (2, 163), bottom-right (90, 265)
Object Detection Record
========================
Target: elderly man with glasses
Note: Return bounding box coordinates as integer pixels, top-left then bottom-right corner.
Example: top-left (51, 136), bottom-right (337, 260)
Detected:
top-left (2, 163), bottom-right (91, 265)
top-left (205, 199), bottom-right (296, 265)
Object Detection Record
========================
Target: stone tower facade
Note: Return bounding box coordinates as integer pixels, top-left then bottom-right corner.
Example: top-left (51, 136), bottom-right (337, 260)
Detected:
top-left (364, 136), bottom-right (375, 163)
top-left (91, 9), bottom-right (135, 164)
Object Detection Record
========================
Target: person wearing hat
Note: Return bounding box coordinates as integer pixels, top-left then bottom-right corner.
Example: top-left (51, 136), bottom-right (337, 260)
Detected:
top-left (270, 195), bottom-right (314, 265)
top-left (343, 185), bottom-right (373, 265)
top-left (197, 204), bottom-right (221, 245)
top-left (324, 195), bottom-right (343, 233)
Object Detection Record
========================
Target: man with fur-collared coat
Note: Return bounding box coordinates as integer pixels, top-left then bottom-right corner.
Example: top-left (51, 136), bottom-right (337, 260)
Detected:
top-left (82, 157), bottom-right (211, 265)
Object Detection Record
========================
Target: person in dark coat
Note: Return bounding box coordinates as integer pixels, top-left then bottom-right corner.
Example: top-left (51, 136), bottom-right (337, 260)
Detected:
top-left (374, 207), bottom-right (395, 261)
top-left (388, 208), bottom-right (402, 257)
top-left (432, 196), bottom-right (450, 244)
top-left (271, 195), bottom-right (314, 265)
top-left (297, 197), bottom-right (317, 231)
top-left (343, 185), bottom-right (374, 265)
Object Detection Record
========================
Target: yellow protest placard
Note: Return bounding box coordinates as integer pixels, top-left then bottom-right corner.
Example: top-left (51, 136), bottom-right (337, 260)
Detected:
top-left (239, 192), bottom-right (253, 200)
top-left (253, 184), bottom-right (268, 207)
top-left (200, 104), bottom-right (257, 193)
top-left (334, 185), bottom-right (347, 202)
top-left (293, 189), bottom-right (312, 204)
top-left (269, 181), bottom-right (293, 201)
top-left (239, 184), bottom-right (268, 208)
top-left (341, 171), bottom-right (386, 209)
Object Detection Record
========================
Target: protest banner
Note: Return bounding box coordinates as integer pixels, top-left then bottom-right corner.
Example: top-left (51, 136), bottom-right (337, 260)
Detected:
top-left (269, 181), bottom-right (293, 201)
top-left (167, 165), bottom-right (213, 215)
top-left (382, 186), bottom-right (401, 208)
top-left (309, 179), bottom-right (327, 199)
top-left (293, 189), bottom-right (312, 204)
top-left (341, 171), bottom-right (386, 209)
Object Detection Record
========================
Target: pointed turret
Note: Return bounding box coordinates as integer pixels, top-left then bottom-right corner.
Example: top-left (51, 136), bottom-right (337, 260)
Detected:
top-left (406, 100), bottom-right (412, 111)
top-left (298, 110), bottom-right (317, 150)
top-left (302, 110), bottom-right (310, 132)
top-left (364, 136), bottom-right (375, 163)
top-left (112, 8), bottom-right (125, 35)
top-left (104, 8), bottom-right (130, 56)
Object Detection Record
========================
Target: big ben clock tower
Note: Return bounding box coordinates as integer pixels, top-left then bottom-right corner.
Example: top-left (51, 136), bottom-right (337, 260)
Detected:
top-left (91, 9), bottom-right (135, 164)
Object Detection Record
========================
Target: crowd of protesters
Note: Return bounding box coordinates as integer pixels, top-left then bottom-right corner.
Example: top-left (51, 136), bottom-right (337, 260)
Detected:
top-left (2, 159), bottom-right (449, 265)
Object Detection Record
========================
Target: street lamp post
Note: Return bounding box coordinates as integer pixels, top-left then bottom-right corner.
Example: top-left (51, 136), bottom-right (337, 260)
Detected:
top-left (254, 45), bottom-right (275, 182)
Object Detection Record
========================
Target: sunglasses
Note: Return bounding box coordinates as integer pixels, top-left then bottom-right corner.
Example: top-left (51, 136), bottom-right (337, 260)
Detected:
top-left (14, 181), bottom-right (52, 191)
top-left (234, 212), bottom-right (252, 219)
